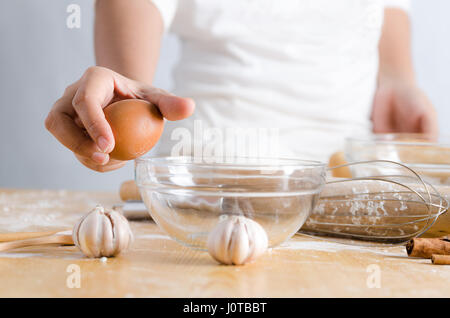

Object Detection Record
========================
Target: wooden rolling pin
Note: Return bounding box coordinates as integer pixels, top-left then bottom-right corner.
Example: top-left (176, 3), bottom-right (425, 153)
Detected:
top-left (328, 151), bottom-right (352, 178)
top-left (120, 180), bottom-right (142, 201)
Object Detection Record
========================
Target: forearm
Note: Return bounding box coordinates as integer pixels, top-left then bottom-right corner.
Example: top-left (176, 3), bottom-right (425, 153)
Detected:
top-left (378, 8), bottom-right (415, 84)
top-left (94, 0), bottom-right (163, 85)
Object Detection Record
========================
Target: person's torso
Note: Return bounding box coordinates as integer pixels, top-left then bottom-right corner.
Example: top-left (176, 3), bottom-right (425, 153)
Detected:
top-left (155, 0), bottom-right (384, 161)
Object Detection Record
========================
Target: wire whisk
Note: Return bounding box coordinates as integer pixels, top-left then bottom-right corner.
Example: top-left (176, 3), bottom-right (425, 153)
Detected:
top-left (301, 160), bottom-right (449, 244)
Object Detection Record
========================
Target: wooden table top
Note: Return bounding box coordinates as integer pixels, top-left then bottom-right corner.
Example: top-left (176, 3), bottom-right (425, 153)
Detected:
top-left (0, 188), bottom-right (449, 297)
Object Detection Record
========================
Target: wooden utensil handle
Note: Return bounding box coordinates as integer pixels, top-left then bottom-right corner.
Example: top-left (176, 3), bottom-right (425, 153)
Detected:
top-left (120, 180), bottom-right (142, 201)
top-left (0, 235), bottom-right (74, 252)
top-left (328, 151), bottom-right (352, 178)
top-left (0, 229), bottom-right (71, 243)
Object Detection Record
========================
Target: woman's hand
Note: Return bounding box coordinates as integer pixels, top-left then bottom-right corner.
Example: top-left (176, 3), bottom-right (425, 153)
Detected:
top-left (45, 66), bottom-right (195, 172)
top-left (373, 8), bottom-right (438, 138)
top-left (371, 79), bottom-right (438, 138)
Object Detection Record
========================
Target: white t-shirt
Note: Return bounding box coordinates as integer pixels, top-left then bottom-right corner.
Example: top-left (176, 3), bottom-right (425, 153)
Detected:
top-left (150, 0), bottom-right (410, 162)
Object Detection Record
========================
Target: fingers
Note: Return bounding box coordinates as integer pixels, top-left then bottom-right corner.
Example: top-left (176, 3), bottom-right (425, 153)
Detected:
top-left (75, 154), bottom-right (126, 173)
top-left (134, 84), bottom-right (195, 121)
top-left (420, 115), bottom-right (439, 140)
top-left (372, 83), bottom-right (440, 139)
top-left (46, 108), bottom-right (109, 165)
top-left (72, 67), bottom-right (116, 153)
top-left (47, 66), bottom-right (195, 174)
top-left (399, 88), bottom-right (439, 137)
top-left (46, 85), bottom-right (109, 164)
top-left (371, 87), bottom-right (395, 133)
top-left (418, 101), bottom-right (439, 139)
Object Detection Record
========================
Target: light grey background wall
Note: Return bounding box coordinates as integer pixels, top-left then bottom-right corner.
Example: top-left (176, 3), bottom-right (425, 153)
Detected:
top-left (0, 0), bottom-right (448, 191)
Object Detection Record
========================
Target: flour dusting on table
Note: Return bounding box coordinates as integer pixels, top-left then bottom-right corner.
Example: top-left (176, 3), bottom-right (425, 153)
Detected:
top-left (0, 190), bottom-right (108, 232)
top-left (137, 234), bottom-right (172, 241)
top-left (279, 240), bottom-right (406, 257)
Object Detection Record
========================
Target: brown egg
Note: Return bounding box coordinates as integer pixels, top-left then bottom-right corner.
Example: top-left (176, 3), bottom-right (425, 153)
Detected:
top-left (104, 99), bottom-right (164, 161)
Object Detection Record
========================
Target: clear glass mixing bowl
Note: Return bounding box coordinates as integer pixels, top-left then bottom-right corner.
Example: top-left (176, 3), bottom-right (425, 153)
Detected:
top-left (345, 133), bottom-right (450, 185)
top-left (135, 156), bottom-right (326, 249)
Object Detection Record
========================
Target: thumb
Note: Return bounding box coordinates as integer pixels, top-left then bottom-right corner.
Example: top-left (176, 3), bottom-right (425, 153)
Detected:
top-left (134, 84), bottom-right (195, 121)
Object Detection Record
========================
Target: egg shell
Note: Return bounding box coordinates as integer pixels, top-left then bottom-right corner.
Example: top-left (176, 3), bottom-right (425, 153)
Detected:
top-left (104, 99), bottom-right (164, 160)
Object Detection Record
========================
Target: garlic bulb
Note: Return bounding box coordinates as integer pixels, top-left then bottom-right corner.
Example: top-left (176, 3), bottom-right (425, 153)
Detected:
top-left (207, 215), bottom-right (268, 265)
top-left (72, 205), bottom-right (133, 258)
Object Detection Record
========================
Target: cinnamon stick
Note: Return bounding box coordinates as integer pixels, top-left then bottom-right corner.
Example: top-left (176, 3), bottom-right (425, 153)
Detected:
top-left (406, 238), bottom-right (450, 258)
top-left (431, 254), bottom-right (450, 265)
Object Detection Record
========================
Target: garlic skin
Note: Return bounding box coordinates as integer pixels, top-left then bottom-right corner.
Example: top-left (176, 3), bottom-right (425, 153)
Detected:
top-left (207, 216), bottom-right (268, 265)
top-left (72, 205), bottom-right (133, 258)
